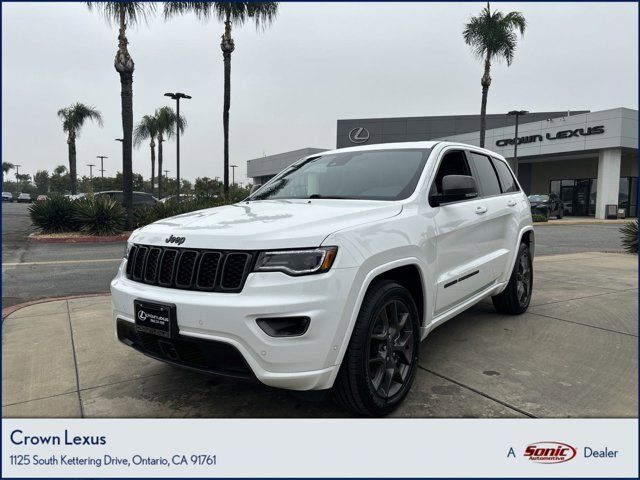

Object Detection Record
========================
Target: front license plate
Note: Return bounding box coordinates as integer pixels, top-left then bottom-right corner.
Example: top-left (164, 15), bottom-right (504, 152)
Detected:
top-left (134, 300), bottom-right (176, 339)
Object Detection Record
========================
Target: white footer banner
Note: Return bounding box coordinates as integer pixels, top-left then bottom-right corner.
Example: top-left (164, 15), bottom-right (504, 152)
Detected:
top-left (2, 418), bottom-right (637, 477)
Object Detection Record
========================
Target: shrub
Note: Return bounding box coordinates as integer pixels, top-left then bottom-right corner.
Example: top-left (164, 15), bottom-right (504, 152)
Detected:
top-left (74, 196), bottom-right (126, 236)
top-left (133, 205), bottom-right (159, 229)
top-left (620, 219), bottom-right (638, 253)
top-left (532, 214), bottom-right (548, 223)
top-left (29, 195), bottom-right (79, 233)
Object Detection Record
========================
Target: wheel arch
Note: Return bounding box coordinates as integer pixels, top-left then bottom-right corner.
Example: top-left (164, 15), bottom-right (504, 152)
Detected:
top-left (331, 258), bottom-right (428, 372)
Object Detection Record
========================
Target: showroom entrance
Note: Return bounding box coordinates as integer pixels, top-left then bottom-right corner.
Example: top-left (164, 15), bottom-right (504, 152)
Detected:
top-left (550, 177), bottom-right (638, 217)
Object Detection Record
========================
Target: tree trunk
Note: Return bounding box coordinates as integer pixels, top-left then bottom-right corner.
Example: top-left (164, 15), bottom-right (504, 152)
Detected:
top-left (157, 136), bottom-right (164, 199)
top-left (479, 56), bottom-right (492, 148)
top-left (115, 9), bottom-right (135, 230)
top-left (68, 131), bottom-right (77, 195)
top-left (150, 139), bottom-right (156, 196)
top-left (221, 15), bottom-right (235, 200)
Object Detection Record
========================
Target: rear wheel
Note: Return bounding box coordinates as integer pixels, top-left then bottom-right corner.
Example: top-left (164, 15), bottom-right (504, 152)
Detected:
top-left (492, 243), bottom-right (532, 315)
top-left (333, 280), bottom-right (420, 416)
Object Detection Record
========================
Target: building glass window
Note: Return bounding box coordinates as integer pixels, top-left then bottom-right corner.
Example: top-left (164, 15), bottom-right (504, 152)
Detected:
top-left (550, 180), bottom-right (561, 196)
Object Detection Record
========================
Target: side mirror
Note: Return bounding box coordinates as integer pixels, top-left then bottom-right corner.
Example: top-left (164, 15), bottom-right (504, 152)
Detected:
top-left (249, 184), bottom-right (262, 195)
top-left (432, 175), bottom-right (478, 206)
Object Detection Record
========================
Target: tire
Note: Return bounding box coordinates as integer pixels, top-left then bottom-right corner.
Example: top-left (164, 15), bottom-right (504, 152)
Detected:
top-left (333, 280), bottom-right (420, 416)
top-left (492, 243), bottom-right (533, 315)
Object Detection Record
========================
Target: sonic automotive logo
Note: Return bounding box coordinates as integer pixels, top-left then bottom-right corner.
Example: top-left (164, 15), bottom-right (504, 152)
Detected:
top-left (524, 441), bottom-right (577, 464)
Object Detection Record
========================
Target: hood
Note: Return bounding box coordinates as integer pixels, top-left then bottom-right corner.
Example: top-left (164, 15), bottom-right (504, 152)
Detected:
top-left (130, 199), bottom-right (403, 250)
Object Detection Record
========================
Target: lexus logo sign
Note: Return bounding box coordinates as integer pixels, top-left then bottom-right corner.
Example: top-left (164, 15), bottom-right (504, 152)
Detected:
top-left (348, 127), bottom-right (370, 144)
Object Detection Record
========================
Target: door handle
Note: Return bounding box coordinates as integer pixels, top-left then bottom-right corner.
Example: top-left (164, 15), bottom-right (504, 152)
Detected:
top-left (507, 200), bottom-right (517, 207)
top-left (475, 206), bottom-right (488, 215)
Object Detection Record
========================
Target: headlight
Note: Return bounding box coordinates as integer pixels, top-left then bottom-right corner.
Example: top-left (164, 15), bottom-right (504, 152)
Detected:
top-left (254, 246), bottom-right (338, 276)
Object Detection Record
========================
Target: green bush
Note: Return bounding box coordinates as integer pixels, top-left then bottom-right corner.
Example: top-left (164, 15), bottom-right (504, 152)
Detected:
top-left (74, 196), bottom-right (126, 236)
top-left (620, 219), bottom-right (638, 253)
top-left (29, 195), bottom-right (79, 233)
top-left (133, 205), bottom-right (159, 229)
top-left (532, 214), bottom-right (548, 223)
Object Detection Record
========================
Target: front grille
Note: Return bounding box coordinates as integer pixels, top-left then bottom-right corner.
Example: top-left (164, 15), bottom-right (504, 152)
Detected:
top-left (117, 320), bottom-right (253, 379)
top-left (126, 244), bottom-right (254, 293)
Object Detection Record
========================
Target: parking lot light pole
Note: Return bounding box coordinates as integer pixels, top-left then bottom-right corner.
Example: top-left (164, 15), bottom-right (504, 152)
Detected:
top-left (96, 156), bottom-right (108, 182)
top-left (164, 92), bottom-right (191, 203)
top-left (87, 164), bottom-right (95, 181)
top-left (230, 165), bottom-right (238, 186)
top-left (507, 110), bottom-right (528, 177)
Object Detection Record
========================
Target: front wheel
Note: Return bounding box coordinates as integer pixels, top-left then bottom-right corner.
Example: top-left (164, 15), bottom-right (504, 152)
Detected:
top-left (492, 243), bottom-right (533, 315)
top-left (333, 280), bottom-right (420, 416)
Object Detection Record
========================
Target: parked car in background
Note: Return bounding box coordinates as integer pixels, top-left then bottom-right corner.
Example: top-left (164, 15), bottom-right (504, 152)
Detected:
top-left (159, 194), bottom-right (196, 204)
top-left (528, 193), bottom-right (563, 219)
top-left (94, 191), bottom-right (158, 209)
top-left (2, 192), bottom-right (14, 202)
top-left (36, 194), bottom-right (48, 203)
top-left (17, 193), bottom-right (32, 203)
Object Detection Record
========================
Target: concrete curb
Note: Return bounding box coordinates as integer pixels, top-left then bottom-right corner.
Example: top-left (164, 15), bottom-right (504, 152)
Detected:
top-left (534, 220), bottom-right (630, 226)
top-left (28, 233), bottom-right (129, 244)
top-left (2, 293), bottom-right (111, 319)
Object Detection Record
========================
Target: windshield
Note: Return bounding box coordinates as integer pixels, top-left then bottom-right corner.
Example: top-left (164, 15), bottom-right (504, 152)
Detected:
top-left (528, 195), bottom-right (549, 202)
top-left (249, 148), bottom-right (431, 201)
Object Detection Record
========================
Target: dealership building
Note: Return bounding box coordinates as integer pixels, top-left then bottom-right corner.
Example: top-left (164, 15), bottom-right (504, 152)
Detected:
top-left (247, 107), bottom-right (638, 219)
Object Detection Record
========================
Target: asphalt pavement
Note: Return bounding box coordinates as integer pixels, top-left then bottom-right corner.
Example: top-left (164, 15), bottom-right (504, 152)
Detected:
top-left (2, 252), bottom-right (636, 418)
top-left (1, 201), bottom-right (630, 307)
top-left (2, 202), bottom-right (124, 307)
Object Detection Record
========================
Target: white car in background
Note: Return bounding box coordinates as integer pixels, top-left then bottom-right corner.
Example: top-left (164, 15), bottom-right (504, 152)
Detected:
top-left (111, 141), bottom-right (534, 416)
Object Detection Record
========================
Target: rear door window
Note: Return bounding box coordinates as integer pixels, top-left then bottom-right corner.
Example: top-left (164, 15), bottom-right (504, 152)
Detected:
top-left (492, 159), bottom-right (520, 193)
top-left (469, 152), bottom-right (501, 197)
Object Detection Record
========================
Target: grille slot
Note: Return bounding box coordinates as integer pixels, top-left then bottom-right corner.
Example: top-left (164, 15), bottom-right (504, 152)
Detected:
top-left (144, 247), bottom-right (162, 283)
top-left (126, 245), bottom-right (138, 276)
top-left (196, 252), bottom-right (221, 290)
top-left (126, 245), bottom-right (252, 293)
top-left (158, 249), bottom-right (179, 286)
top-left (221, 253), bottom-right (251, 290)
top-left (176, 251), bottom-right (199, 288)
top-left (132, 246), bottom-right (148, 281)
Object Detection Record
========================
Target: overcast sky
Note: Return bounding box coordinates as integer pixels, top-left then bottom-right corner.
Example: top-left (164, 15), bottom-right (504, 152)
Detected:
top-left (2, 2), bottom-right (638, 185)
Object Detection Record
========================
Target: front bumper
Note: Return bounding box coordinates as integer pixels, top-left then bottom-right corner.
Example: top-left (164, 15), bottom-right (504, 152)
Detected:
top-left (111, 260), bottom-right (359, 390)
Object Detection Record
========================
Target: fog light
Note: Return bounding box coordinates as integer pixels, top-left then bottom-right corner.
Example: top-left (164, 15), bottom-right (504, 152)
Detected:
top-left (256, 317), bottom-right (310, 337)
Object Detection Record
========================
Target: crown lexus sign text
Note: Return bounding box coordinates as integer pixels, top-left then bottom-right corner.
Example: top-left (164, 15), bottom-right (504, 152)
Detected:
top-left (496, 125), bottom-right (605, 147)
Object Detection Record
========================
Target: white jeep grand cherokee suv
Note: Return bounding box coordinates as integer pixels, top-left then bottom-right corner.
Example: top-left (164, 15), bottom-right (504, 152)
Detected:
top-left (111, 141), bottom-right (534, 416)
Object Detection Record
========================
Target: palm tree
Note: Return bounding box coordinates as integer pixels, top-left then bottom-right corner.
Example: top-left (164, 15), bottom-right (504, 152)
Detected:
top-left (2, 162), bottom-right (14, 182)
top-left (86, 2), bottom-right (156, 228)
top-left (133, 114), bottom-right (160, 195)
top-left (155, 106), bottom-right (186, 199)
top-left (463, 2), bottom-right (526, 148)
top-left (57, 103), bottom-right (103, 194)
top-left (164, 2), bottom-right (278, 199)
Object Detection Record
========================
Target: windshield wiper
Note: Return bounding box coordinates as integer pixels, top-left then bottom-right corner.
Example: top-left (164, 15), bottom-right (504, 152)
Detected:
top-left (308, 194), bottom-right (347, 199)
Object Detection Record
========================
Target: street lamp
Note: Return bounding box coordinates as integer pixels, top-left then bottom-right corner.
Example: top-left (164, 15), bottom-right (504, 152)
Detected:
top-left (230, 165), bottom-right (238, 186)
top-left (507, 110), bottom-right (529, 177)
top-left (164, 92), bottom-right (191, 202)
top-left (86, 164), bottom-right (96, 181)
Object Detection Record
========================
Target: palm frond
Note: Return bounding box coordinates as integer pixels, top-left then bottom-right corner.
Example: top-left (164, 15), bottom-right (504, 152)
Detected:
top-left (86, 2), bottom-right (156, 27)
top-left (155, 106), bottom-right (187, 139)
top-left (463, 5), bottom-right (526, 64)
top-left (133, 114), bottom-right (159, 147)
top-left (57, 103), bottom-right (103, 135)
top-left (164, 1), bottom-right (278, 29)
